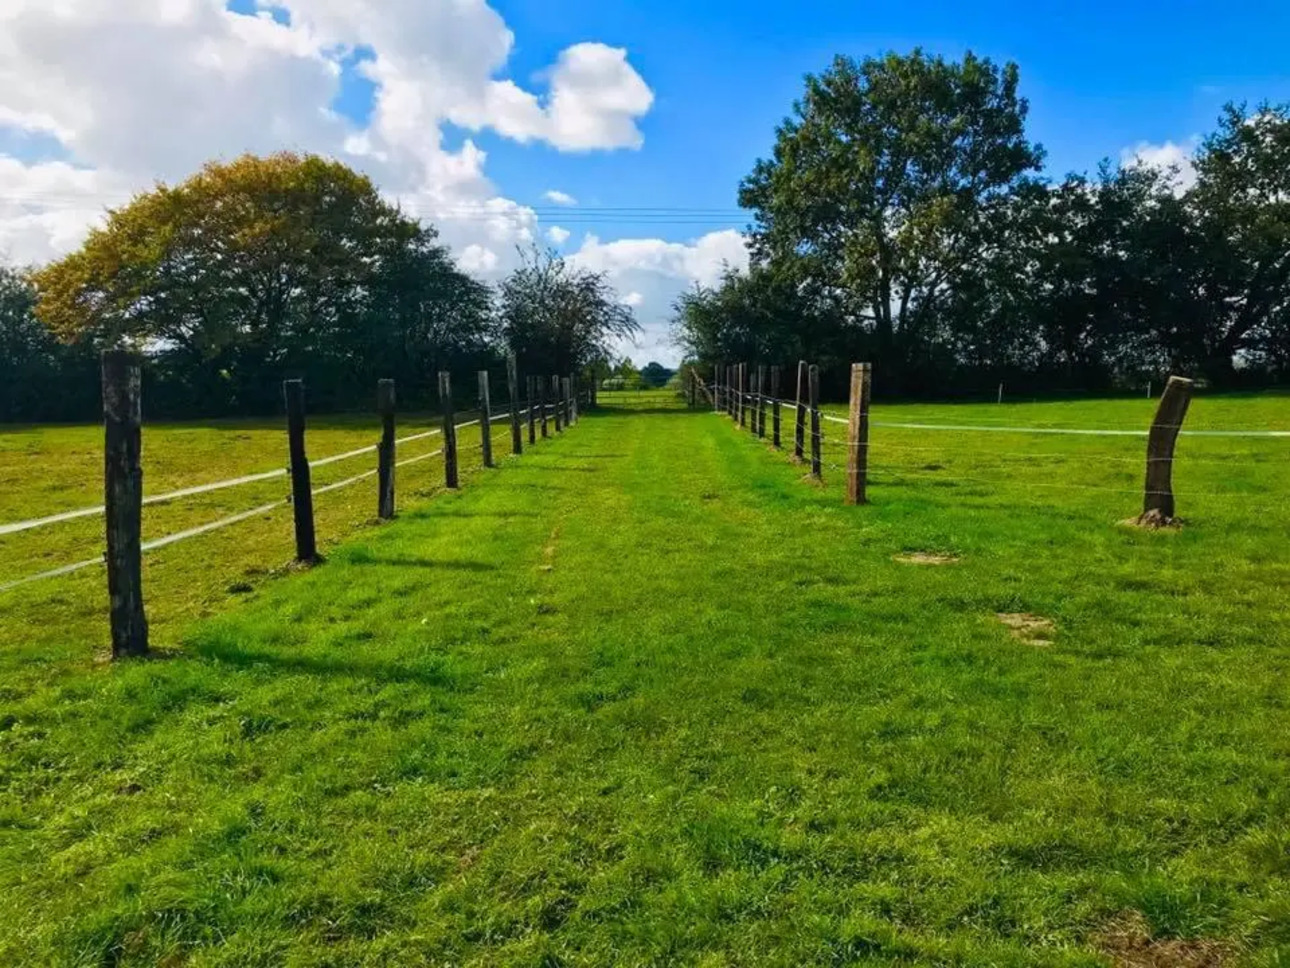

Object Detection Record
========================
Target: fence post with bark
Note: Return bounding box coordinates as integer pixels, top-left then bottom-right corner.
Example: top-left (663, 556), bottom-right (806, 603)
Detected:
top-left (439, 371), bottom-right (458, 489)
top-left (283, 378), bottom-right (318, 562)
top-left (377, 378), bottom-right (396, 519)
top-left (809, 364), bottom-right (822, 479)
top-left (1136, 375), bottom-right (1194, 527)
top-left (102, 350), bottom-right (149, 659)
top-left (846, 363), bottom-right (872, 506)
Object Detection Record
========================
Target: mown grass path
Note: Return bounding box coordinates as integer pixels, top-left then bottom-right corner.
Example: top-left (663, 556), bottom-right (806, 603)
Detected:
top-left (2, 404), bottom-right (1288, 966)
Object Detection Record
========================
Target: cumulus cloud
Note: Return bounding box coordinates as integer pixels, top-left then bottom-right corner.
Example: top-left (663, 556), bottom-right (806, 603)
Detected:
top-left (572, 229), bottom-right (750, 364)
top-left (0, 0), bottom-right (743, 365)
top-left (1121, 138), bottom-right (1199, 193)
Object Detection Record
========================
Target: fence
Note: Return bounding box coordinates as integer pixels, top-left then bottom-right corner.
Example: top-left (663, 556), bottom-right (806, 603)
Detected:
top-left (708, 361), bottom-right (1287, 522)
top-left (1, 351), bottom-right (592, 659)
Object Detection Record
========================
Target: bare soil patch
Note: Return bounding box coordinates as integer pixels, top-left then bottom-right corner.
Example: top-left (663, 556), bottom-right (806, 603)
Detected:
top-left (996, 612), bottom-right (1057, 646)
top-left (894, 551), bottom-right (960, 565)
top-left (1097, 911), bottom-right (1229, 968)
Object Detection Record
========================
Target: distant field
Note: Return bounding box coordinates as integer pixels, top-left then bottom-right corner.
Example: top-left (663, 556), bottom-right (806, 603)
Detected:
top-left (1, 391), bottom-right (1287, 965)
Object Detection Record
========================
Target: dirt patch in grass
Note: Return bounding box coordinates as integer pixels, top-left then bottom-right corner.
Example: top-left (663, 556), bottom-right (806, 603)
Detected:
top-left (997, 612), bottom-right (1056, 646)
top-left (1121, 509), bottom-right (1184, 531)
top-left (895, 552), bottom-right (960, 565)
top-left (1097, 911), bottom-right (1229, 967)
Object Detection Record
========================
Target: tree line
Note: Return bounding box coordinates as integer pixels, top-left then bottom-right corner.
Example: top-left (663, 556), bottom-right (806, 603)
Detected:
top-left (1, 153), bottom-right (639, 422)
top-left (673, 50), bottom-right (1290, 398)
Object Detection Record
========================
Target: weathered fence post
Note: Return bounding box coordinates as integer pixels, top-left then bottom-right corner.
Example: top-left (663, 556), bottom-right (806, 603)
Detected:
top-left (726, 365), bottom-right (734, 419)
top-left (794, 361), bottom-right (807, 461)
top-left (283, 378), bottom-right (318, 563)
top-left (478, 370), bottom-right (494, 468)
top-left (377, 379), bottom-right (396, 519)
top-left (102, 350), bottom-right (148, 659)
top-left (714, 364), bottom-right (721, 412)
top-left (527, 376), bottom-right (537, 444)
top-left (507, 355), bottom-right (523, 456)
top-left (570, 375), bottom-right (579, 424)
top-left (809, 364), bottom-right (822, 479)
top-left (771, 365), bottom-right (782, 448)
top-left (439, 371), bottom-right (458, 489)
top-left (846, 363), bottom-right (872, 506)
top-left (563, 376), bottom-right (573, 427)
top-left (540, 377), bottom-right (549, 438)
top-left (757, 364), bottom-right (767, 438)
top-left (1138, 375), bottom-right (1194, 526)
top-left (553, 376), bottom-right (564, 432)
top-left (743, 363), bottom-right (753, 428)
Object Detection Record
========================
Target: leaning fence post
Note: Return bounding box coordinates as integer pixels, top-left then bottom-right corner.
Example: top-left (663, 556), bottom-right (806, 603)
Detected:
top-left (794, 361), bottom-right (807, 461)
top-left (283, 378), bottom-right (318, 563)
top-left (439, 371), bottom-right (458, 489)
top-left (507, 355), bottom-right (523, 456)
top-left (102, 350), bottom-right (149, 659)
top-left (1137, 375), bottom-right (1194, 526)
top-left (771, 365), bottom-right (782, 448)
top-left (478, 370), bottom-right (494, 468)
top-left (809, 364), bottom-right (822, 479)
top-left (846, 363), bottom-right (872, 506)
top-left (377, 379), bottom-right (396, 519)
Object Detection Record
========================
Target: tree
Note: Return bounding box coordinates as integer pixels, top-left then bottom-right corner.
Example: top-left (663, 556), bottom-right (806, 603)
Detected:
top-left (639, 361), bottom-right (675, 388)
top-left (31, 152), bottom-right (488, 413)
top-left (739, 50), bottom-right (1044, 391)
top-left (1179, 103), bottom-right (1290, 382)
top-left (0, 264), bottom-right (98, 422)
top-left (498, 248), bottom-right (639, 379)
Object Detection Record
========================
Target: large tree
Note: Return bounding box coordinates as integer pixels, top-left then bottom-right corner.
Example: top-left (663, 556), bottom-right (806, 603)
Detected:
top-left (498, 248), bottom-right (639, 379)
top-left (32, 152), bottom-right (489, 413)
top-left (739, 49), bottom-right (1044, 390)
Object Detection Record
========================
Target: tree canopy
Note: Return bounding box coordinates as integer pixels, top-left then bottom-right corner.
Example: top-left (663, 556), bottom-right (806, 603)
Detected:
top-left (677, 51), bottom-right (1290, 395)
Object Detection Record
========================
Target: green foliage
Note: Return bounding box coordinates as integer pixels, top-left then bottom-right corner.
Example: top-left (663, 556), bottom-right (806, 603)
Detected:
top-left (0, 266), bottom-right (99, 421)
top-left (497, 248), bottom-right (639, 380)
top-left (27, 153), bottom-right (493, 415)
top-left (686, 51), bottom-right (1290, 395)
top-left (1, 399), bottom-right (1288, 964)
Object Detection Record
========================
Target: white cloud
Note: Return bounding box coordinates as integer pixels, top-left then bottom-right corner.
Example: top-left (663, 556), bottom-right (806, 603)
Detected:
top-left (0, 0), bottom-right (656, 269)
top-left (1121, 138), bottom-right (1199, 193)
top-left (0, 0), bottom-right (748, 367)
top-left (572, 229), bottom-right (750, 365)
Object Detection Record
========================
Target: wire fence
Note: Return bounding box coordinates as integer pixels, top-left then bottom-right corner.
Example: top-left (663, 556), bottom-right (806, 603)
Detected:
top-left (703, 368), bottom-right (1287, 519)
top-left (1, 385), bottom-right (577, 602)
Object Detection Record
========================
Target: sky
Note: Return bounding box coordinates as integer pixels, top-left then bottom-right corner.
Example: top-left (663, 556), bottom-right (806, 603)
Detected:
top-left (2, 1), bottom-right (1288, 366)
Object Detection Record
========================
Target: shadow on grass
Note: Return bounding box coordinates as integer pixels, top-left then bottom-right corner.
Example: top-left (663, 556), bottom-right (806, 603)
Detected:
top-left (348, 556), bottom-right (499, 572)
top-left (190, 635), bottom-right (464, 689)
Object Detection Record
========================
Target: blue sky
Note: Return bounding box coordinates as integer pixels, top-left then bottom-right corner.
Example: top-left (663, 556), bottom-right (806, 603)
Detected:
top-left (2, 0), bottom-right (1288, 365)
top-left (472, 0), bottom-right (1290, 241)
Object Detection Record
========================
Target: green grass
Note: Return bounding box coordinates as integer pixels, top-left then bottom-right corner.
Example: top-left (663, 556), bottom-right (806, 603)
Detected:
top-left (1, 392), bottom-right (1288, 966)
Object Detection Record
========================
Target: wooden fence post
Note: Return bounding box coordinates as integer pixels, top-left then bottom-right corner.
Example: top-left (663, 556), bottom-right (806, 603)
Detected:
top-left (552, 376), bottom-right (564, 432)
top-left (1138, 375), bottom-right (1194, 526)
top-left (757, 364), bottom-right (767, 438)
top-left (540, 377), bottom-right (549, 438)
top-left (563, 376), bottom-right (573, 427)
top-left (527, 376), bottom-right (537, 444)
top-left (714, 365), bottom-right (721, 412)
top-left (570, 375), bottom-right (579, 424)
top-left (283, 378), bottom-right (318, 563)
top-left (771, 365), bottom-right (782, 448)
top-left (809, 364), bottom-right (822, 479)
top-left (743, 363), bottom-right (753, 428)
top-left (507, 355), bottom-right (523, 456)
top-left (846, 363), bottom-right (872, 506)
top-left (102, 350), bottom-right (148, 659)
top-left (794, 360), bottom-right (807, 461)
top-left (478, 370), bottom-right (494, 468)
top-left (439, 371), bottom-right (458, 489)
top-left (726, 365), bottom-right (733, 418)
top-left (377, 379), bottom-right (396, 519)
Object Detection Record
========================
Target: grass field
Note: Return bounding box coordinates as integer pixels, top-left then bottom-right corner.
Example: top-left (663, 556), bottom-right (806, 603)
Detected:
top-left (1, 391), bottom-right (1288, 965)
